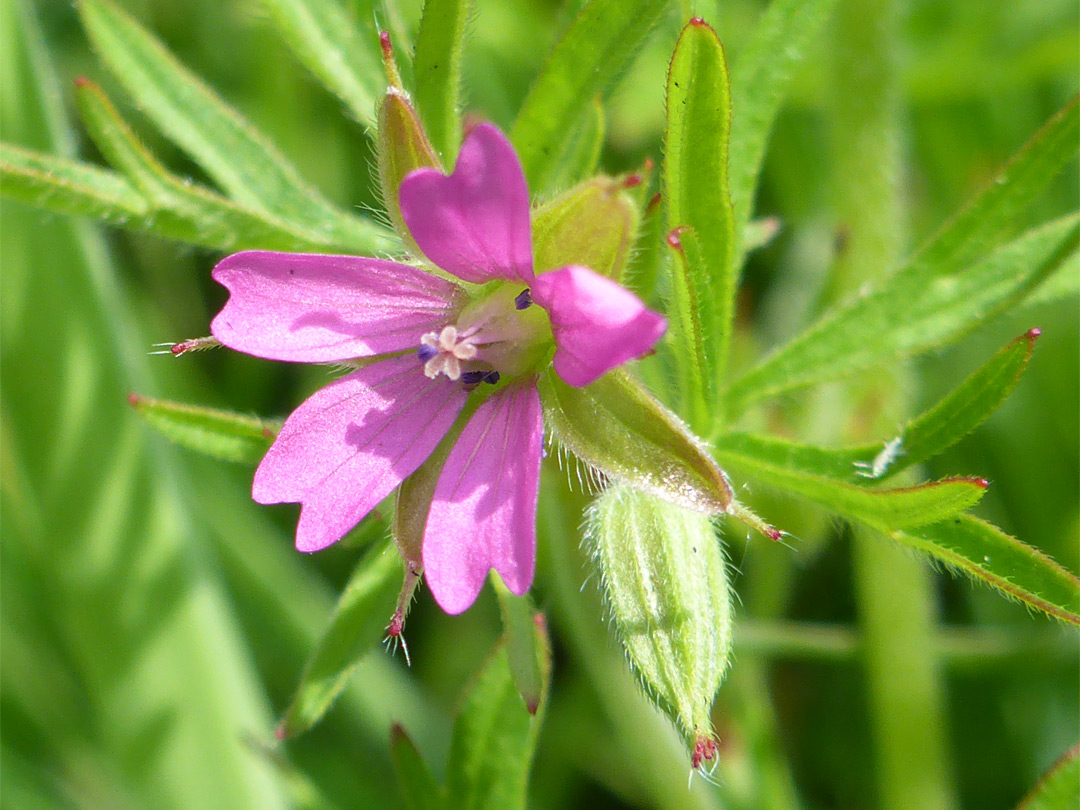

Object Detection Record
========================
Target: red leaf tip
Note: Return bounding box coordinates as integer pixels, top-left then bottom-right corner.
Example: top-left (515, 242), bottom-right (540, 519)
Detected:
top-left (974, 478), bottom-right (990, 489)
top-left (1026, 327), bottom-right (1042, 339)
top-left (646, 192), bottom-right (662, 213)
top-left (689, 17), bottom-right (707, 26)
top-left (622, 173), bottom-right (643, 189)
top-left (126, 392), bottom-right (142, 406)
top-left (273, 722), bottom-right (289, 741)
top-left (379, 30), bottom-right (392, 54)
top-left (666, 227), bottom-right (685, 249)
top-left (74, 76), bottom-right (91, 88)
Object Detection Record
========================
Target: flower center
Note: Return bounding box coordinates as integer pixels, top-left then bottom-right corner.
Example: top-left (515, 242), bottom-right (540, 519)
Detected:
top-left (416, 286), bottom-right (552, 384)
top-left (417, 325), bottom-right (477, 381)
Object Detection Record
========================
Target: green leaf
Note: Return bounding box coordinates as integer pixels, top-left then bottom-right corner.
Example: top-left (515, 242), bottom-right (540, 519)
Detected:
top-left (538, 368), bottom-right (734, 514)
top-left (128, 393), bottom-right (278, 465)
top-left (726, 213), bottom-right (1079, 412)
top-left (714, 433), bottom-right (988, 530)
top-left (535, 97), bottom-right (606, 194)
top-left (414, 0), bottom-right (472, 163)
top-left (446, 640), bottom-right (549, 810)
top-left (663, 18), bottom-right (736, 434)
top-left (848, 329), bottom-right (1041, 480)
top-left (626, 191), bottom-right (665, 299)
top-left (510, 0), bottom-right (668, 192)
top-left (729, 0), bottom-right (837, 256)
top-left (390, 724), bottom-right (447, 810)
top-left (716, 329), bottom-right (1040, 483)
top-left (531, 176), bottom-right (639, 279)
top-left (1016, 744), bottom-right (1080, 809)
top-left (73, 78), bottom-right (331, 252)
top-left (77, 0), bottom-right (393, 253)
top-left (894, 516), bottom-right (1080, 627)
top-left (0, 141), bottom-right (149, 225)
top-left (278, 541), bottom-right (402, 738)
top-left (492, 578), bottom-right (549, 716)
top-left (258, 0), bottom-right (383, 126)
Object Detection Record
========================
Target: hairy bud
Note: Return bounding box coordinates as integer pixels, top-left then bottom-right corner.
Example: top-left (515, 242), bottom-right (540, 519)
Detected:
top-left (586, 484), bottom-right (733, 765)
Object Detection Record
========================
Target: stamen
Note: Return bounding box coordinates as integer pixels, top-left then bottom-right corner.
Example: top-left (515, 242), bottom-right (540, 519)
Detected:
top-left (514, 288), bottom-right (533, 310)
top-left (417, 344), bottom-right (438, 362)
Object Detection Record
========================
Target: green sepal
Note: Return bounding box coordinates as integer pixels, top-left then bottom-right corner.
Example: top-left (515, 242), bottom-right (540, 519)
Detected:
top-left (128, 393), bottom-right (278, 465)
top-left (377, 90), bottom-right (441, 256)
top-left (586, 485), bottom-right (732, 757)
top-left (492, 577), bottom-right (549, 715)
top-left (531, 176), bottom-right (639, 280)
top-left (538, 368), bottom-right (733, 513)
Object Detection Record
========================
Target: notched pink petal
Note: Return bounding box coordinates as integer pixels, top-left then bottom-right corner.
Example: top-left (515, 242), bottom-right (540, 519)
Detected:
top-left (422, 383), bottom-right (543, 614)
top-left (253, 356), bottom-right (467, 552)
top-left (399, 124), bottom-right (534, 285)
top-left (531, 265), bottom-right (667, 387)
top-left (211, 251), bottom-right (465, 363)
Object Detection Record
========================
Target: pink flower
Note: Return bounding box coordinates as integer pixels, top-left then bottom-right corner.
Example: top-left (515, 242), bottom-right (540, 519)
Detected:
top-left (210, 124), bottom-right (665, 614)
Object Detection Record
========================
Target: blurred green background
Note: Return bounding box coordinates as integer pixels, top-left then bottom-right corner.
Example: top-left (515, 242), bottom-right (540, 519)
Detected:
top-left (2, 1), bottom-right (1077, 809)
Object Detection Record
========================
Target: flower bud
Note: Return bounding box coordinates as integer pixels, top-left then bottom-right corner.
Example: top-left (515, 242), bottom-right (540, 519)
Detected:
top-left (586, 484), bottom-right (733, 765)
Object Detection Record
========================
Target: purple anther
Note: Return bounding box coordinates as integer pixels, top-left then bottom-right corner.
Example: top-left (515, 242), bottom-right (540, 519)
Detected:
top-left (417, 343), bottom-right (438, 362)
top-left (482, 371), bottom-right (500, 385)
top-left (514, 288), bottom-right (533, 310)
top-left (461, 371), bottom-right (486, 385)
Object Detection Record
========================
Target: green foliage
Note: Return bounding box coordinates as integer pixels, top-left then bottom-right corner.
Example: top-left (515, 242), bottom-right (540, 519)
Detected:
top-left (277, 540), bottom-right (402, 739)
top-left (510, 0), bottom-right (668, 193)
top-left (128, 393), bottom-right (278, 464)
top-left (663, 18), bottom-right (736, 434)
top-left (1016, 745), bottom-right (1080, 810)
top-left (414, 0), bottom-right (472, 162)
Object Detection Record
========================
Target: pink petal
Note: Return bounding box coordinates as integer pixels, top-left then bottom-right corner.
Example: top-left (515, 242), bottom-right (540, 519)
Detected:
top-left (423, 383), bottom-right (543, 614)
top-left (399, 124), bottom-right (534, 285)
top-left (531, 265), bottom-right (667, 387)
top-left (211, 251), bottom-right (465, 363)
top-left (254, 356), bottom-right (468, 552)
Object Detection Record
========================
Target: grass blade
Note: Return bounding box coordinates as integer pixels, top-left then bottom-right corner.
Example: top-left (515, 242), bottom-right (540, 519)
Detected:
top-left (391, 724), bottom-right (447, 810)
top-left (259, 0), bottom-right (383, 126)
top-left (726, 214), bottom-right (1078, 412)
top-left (510, 0), bottom-right (668, 192)
top-left (663, 18), bottom-right (735, 434)
top-left (729, 0), bottom-right (837, 256)
top-left (414, 0), bottom-right (472, 162)
top-left (78, 0), bottom-right (393, 253)
top-left (128, 393), bottom-right (278, 465)
top-left (894, 517), bottom-right (1080, 627)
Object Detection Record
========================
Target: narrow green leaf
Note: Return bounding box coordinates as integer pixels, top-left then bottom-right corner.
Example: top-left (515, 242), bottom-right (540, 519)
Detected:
top-left (1016, 744), bottom-right (1080, 809)
top-left (664, 226), bottom-right (715, 436)
top-left (531, 176), bottom-right (639, 279)
top-left (492, 577), bottom-right (548, 715)
top-left (128, 393), bottom-right (278, 465)
top-left (538, 368), bottom-right (734, 514)
top-left (414, 0), bottom-right (471, 162)
top-left (729, 0), bottom-right (837, 255)
top-left (446, 640), bottom-right (549, 810)
top-left (390, 724), bottom-right (447, 810)
top-left (726, 213), bottom-right (1079, 412)
top-left (714, 434), bottom-right (988, 530)
top-left (278, 542), bottom-right (402, 738)
top-left (0, 141), bottom-right (148, 224)
top-left (626, 191), bottom-right (665, 299)
top-left (849, 329), bottom-right (1041, 479)
top-left (258, 0), bottom-right (382, 125)
top-left (74, 78), bottom-right (328, 252)
top-left (510, 0), bottom-right (668, 191)
top-left (1018, 250), bottom-right (1080, 311)
top-left (535, 97), bottom-right (606, 194)
top-left (894, 516), bottom-right (1080, 627)
top-left (77, 0), bottom-right (393, 253)
top-left (717, 329), bottom-right (1040, 484)
top-left (742, 216), bottom-right (782, 253)
top-left (663, 18), bottom-right (735, 433)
